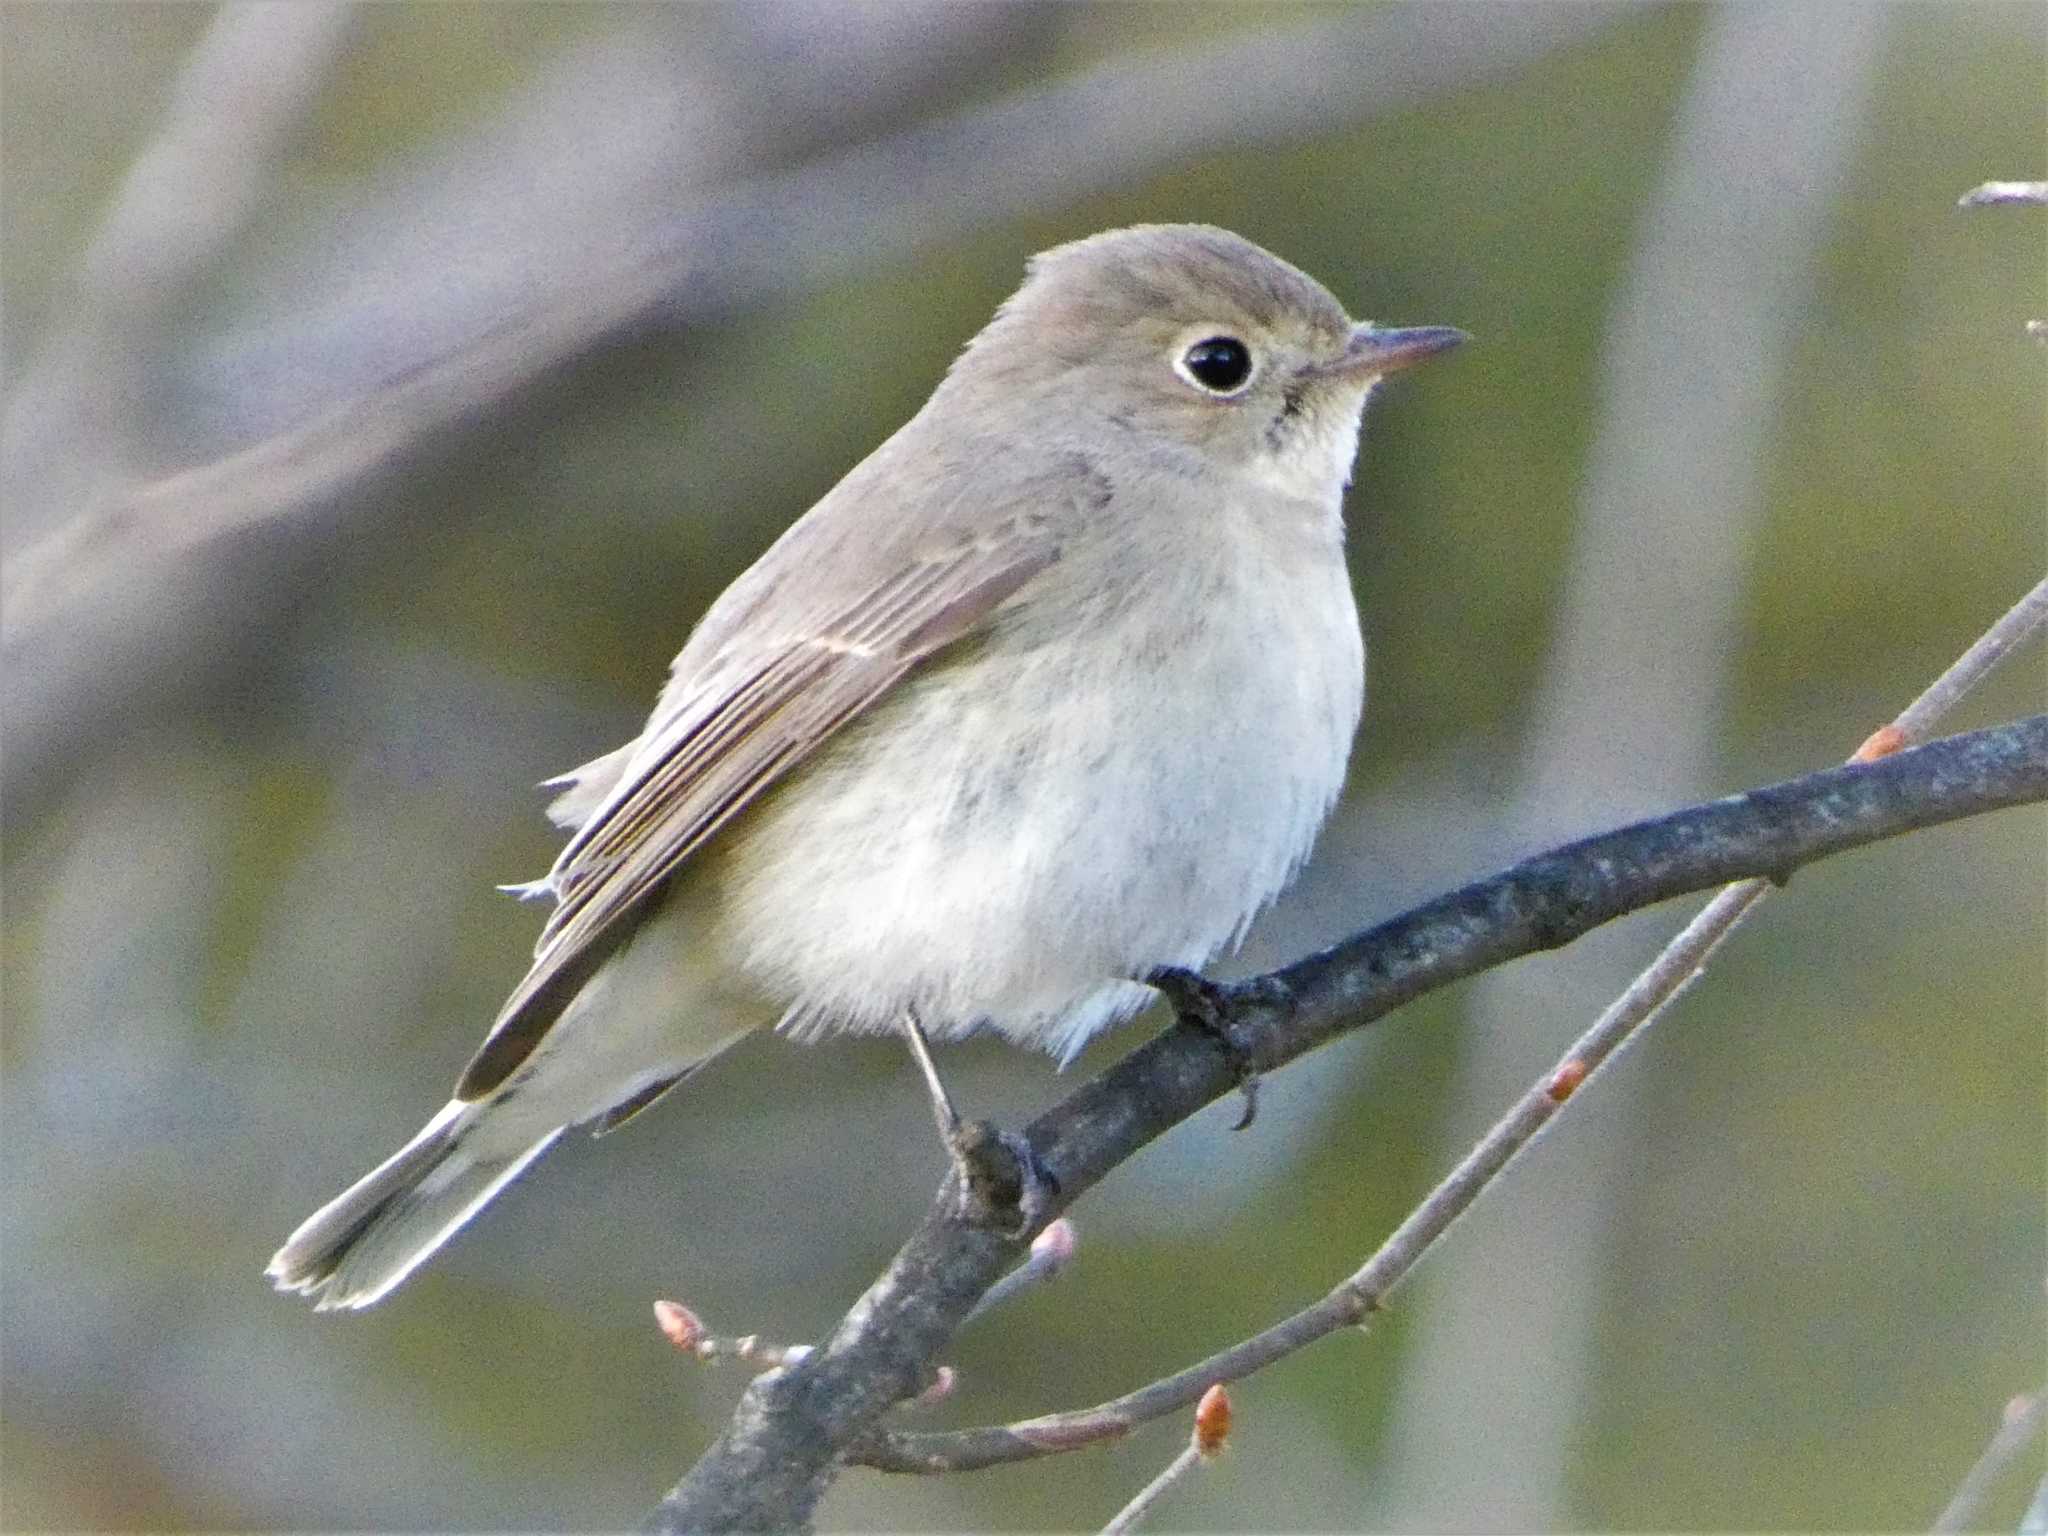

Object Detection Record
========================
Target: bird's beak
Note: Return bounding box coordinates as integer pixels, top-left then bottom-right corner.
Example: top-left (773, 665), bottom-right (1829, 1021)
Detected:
top-left (1316, 323), bottom-right (1469, 381)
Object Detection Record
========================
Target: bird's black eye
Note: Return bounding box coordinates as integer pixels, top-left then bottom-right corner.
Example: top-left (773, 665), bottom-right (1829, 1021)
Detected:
top-left (1178, 335), bottom-right (1253, 395)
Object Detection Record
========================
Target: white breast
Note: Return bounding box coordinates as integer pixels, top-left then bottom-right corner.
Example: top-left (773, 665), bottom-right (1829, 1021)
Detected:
top-left (711, 474), bottom-right (1364, 1064)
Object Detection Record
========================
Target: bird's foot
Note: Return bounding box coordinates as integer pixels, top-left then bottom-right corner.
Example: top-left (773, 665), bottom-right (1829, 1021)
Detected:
top-left (1146, 966), bottom-right (1269, 1131)
top-left (898, 1011), bottom-right (1055, 1236)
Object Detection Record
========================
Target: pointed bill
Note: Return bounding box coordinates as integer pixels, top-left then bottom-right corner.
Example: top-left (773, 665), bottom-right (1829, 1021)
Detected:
top-left (1316, 323), bottom-right (1469, 380)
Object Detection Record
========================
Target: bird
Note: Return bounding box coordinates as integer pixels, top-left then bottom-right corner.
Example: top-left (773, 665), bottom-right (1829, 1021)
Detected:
top-left (267, 223), bottom-right (1464, 1310)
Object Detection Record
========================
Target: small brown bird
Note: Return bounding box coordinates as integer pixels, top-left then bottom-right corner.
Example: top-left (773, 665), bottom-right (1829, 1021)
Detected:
top-left (268, 224), bottom-right (1463, 1309)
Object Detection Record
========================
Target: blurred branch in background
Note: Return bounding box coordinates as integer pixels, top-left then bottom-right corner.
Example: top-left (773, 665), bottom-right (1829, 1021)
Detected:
top-left (658, 708), bottom-right (2048, 1527)
top-left (0, 0), bottom-right (1055, 826)
top-left (1374, 7), bottom-right (1887, 1517)
top-left (1957, 179), bottom-right (2048, 341)
top-left (0, 2), bottom-right (1631, 830)
top-left (1933, 1386), bottom-right (2046, 1535)
top-left (1958, 180), bottom-right (2048, 205)
top-left (0, 3), bottom-right (360, 526)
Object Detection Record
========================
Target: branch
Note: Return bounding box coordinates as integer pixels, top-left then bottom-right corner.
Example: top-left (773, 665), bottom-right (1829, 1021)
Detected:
top-left (848, 578), bottom-right (2048, 1479)
top-left (1, 2), bottom-right (358, 511)
top-left (1099, 1385), bottom-right (1231, 1535)
top-left (649, 714), bottom-right (2048, 1524)
top-left (1957, 180), bottom-right (2048, 207)
top-left (1933, 1389), bottom-right (2046, 1534)
top-left (1958, 178), bottom-right (2048, 341)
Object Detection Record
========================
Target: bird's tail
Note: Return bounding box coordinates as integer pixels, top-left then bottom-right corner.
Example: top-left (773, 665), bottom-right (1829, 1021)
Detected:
top-left (266, 1101), bottom-right (561, 1311)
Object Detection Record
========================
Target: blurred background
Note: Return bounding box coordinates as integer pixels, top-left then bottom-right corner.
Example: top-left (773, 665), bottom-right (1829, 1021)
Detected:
top-left (3, 3), bottom-right (2043, 1530)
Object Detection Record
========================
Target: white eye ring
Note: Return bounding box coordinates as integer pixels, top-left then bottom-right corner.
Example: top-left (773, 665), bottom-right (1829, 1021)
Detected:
top-left (1173, 333), bottom-right (1256, 397)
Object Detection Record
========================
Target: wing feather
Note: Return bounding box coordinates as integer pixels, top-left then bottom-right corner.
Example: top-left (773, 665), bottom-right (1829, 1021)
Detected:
top-left (455, 514), bottom-right (1058, 1098)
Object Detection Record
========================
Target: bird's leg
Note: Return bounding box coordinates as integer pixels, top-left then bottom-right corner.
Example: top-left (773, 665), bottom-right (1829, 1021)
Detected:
top-left (896, 1010), bottom-right (1054, 1235)
top-left (898, 1007), bottom-right (962, 1143)
top-left (1146, 966), bottom-right (1262, 1130)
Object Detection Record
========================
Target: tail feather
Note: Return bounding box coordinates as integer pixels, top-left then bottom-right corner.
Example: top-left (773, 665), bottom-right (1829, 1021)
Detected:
top-left (266, 1102), bottom-right (561, 1312)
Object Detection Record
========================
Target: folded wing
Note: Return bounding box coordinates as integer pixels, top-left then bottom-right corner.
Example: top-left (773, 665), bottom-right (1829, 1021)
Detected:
top-left (457, 506), bottom-right (1061, 1099)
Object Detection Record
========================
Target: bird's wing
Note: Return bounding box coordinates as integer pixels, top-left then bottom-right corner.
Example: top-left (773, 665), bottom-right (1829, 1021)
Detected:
top-left (455, 501), bottom-right (1062, 1099)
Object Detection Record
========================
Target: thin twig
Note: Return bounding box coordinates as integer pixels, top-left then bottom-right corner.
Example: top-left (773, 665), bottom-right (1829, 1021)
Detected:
top-left (653, 1299), bottom-right (957, 1407)
top-left (1099, 1386), bottom-right (1230, 1535)
top-left (1887, 576), bottom-right (2048, 745)
top-left (1101, 1445), bottom-right (1203, 1535)
top-left (2024, 1473), bottom-right (2048, 1536)
top-left (654, 1301), bottom-right (814, 1370)
top-left (964, 1218), bottom-right (1077, 1324)
top-left (1957, 181), bottom-right (2048, 207)
top-left (1587, 572), bottom-right (2048, 1083)
top-left (1651, 571), bottom-right (2048, 1012)
top-left (1932, 1390), bottom-right (2047, 1534)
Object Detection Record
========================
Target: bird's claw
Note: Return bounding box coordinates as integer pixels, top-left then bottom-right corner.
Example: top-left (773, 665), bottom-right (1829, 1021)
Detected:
top-left (1146, 966), bottom-right (1265, 1131)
